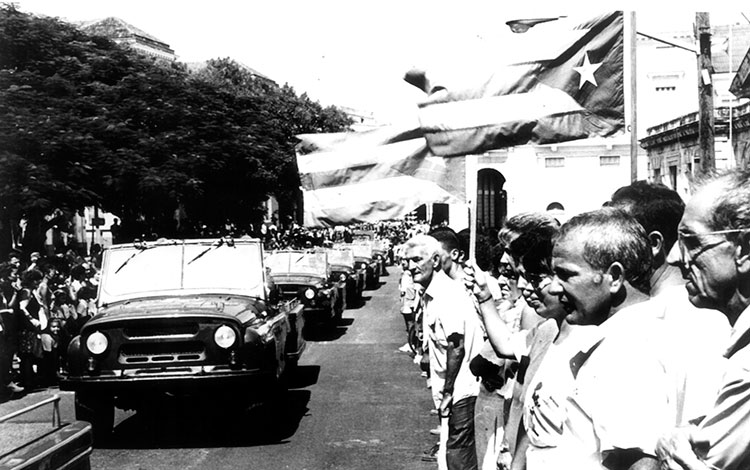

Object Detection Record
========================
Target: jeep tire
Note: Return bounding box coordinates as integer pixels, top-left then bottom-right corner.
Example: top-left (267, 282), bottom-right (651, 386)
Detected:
top-left (75, 392), bottom-right (114, 442)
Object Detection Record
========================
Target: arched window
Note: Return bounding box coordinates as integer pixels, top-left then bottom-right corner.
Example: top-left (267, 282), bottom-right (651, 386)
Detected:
top-left (476, 169), bottom-right (506, 231)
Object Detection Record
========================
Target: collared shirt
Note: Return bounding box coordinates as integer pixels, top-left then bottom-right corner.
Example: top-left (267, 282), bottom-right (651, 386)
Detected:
top-left (423, 269), bottom-right (485, 402)
top-left (525, 294), bottom-right (724, 470)
top-left (522, 323), bottom-right (602, 470)
top-left (692, 303), bottom-right (750, 470)
top-left (649, 285), bottom-right (729, 425)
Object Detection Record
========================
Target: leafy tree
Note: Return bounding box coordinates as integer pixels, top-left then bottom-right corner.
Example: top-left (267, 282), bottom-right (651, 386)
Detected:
top-left (0, 5), bottom-right (351, 257)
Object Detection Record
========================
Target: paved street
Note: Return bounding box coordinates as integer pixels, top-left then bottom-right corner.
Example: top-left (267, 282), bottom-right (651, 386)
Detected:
top-left (0, 268), bottom-right (442, 470)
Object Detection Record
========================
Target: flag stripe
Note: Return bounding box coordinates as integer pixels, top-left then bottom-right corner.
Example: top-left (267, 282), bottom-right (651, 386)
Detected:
top-left (297, 139), bottom-right (426, 174)
top-left (302, 176), bottom-right (463, 227)
top-left (417, 85), bottom-right (584, 132)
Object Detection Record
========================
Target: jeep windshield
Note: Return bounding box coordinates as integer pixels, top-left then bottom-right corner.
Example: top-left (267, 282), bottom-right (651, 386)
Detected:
top-left (266, 251), bottom-right (327, 277)
top-left (99, 239), bottom-right (266, 304)
top-left (327, 249), bottom-right (354, 268)
top-left (350, 243), bottom-right (373, 259)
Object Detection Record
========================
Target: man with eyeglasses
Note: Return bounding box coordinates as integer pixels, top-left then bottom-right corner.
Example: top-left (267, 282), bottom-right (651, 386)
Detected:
top-left (656, 168), bottom-right (750, 470)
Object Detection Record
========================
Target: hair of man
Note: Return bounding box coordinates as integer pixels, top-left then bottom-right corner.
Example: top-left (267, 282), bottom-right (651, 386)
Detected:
top-left (403, 234), bottom-right (442, 261)
top-left (502, 212), bottom-right (560, 275)
top-left (429, 226), bottom-right (460, 253)
top-left (610, 180), bottom-right (685, 252)
top-left (555, 207), bottom-right (653, 294)
top-left (21, 268), bottom-right (44, 288)
top-left (696, 168), bottom-right (750, 234)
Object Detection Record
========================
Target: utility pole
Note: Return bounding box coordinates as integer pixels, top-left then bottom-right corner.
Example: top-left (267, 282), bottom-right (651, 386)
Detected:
top-left (696, 12), bottom-right (715, 175)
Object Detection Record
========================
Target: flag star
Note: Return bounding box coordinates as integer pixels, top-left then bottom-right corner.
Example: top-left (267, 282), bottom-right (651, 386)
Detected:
top-left (573, 52), bottom-right (602, 89)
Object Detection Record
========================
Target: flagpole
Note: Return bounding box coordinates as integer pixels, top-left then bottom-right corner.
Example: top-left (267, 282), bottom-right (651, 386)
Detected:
top-left (468, 155), bottom-right (478, 263)
top-left (628, 11), bottom-right (638, 182)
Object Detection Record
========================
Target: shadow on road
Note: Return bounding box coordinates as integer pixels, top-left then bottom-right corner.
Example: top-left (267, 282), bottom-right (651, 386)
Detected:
top-left (286, 364), bottom-right (320, 389)
top-left (102, 387), bottom-right (313, 449)
top-left (303, 318), bottom-right (353, 342)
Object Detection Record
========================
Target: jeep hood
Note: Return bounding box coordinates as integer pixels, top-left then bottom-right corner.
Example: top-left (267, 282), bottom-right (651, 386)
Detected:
top-left (90, 295), bottom-right (266, 327)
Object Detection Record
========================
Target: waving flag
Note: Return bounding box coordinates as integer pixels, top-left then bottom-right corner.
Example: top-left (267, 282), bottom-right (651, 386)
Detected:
top-left (416, 11), bottom-right (625, 157)
top-left (296, 126), bottom-right (465, 227)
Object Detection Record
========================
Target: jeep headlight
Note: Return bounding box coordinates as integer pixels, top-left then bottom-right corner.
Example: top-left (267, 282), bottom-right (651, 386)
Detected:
top-left (339, 273), bottom-right (347, 282)
top-left (304, 288), bottom-right (315, 299)
top-left (214, 325), bottom-right (237, 349)
top-left (85, 331), bottom-right (109, 355)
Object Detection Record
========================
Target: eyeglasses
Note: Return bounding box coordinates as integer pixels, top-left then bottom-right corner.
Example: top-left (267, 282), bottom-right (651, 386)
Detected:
top-left (520, 272), bottom-right (552, 289)
top-left (498, 264), bottom-right (518, 280)
top-left (676, 227), bottom-right (750, 266)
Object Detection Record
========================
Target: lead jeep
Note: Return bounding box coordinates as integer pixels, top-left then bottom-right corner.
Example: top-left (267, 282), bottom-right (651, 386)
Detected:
top-left (59, 238), bottom-right (305, 440)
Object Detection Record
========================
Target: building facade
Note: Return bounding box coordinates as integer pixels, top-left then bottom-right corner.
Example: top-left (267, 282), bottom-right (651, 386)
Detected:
top-left (78, 17), bottom-right (176, 61)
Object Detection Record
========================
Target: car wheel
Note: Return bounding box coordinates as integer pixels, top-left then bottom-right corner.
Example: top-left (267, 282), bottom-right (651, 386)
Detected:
top-left (334, 299), bottom-right (343, 321)
top-left (75, 392), bottom-right (114, 442)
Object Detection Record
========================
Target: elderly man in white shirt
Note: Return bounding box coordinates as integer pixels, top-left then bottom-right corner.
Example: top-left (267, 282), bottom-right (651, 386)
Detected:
top-left (404, 234), bottom-right (485, 470)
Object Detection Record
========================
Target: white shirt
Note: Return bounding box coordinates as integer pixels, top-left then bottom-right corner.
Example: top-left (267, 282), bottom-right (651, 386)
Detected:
top-left (423, 270), bottom-right (485, 402)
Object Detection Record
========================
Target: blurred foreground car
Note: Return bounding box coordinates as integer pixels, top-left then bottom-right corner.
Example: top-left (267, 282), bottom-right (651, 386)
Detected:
top-left (0, 395), bottom-right (91, 470)
top-left (265, 250), bottom-right (343, 325)
top-left (59, 238), bottom-right (304, 441)
top-left (325, 246), bottom-right (364, 306)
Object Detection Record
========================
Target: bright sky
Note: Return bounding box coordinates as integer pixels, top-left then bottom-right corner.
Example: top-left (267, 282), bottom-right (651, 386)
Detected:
top-left (13, 0), bottom-right (749, 125)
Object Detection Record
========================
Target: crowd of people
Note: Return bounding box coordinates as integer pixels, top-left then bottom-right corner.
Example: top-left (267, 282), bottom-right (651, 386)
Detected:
top-left (0, 248), bottom-right (101, 402)
top-left (395, 168), bottom-right (750, 470)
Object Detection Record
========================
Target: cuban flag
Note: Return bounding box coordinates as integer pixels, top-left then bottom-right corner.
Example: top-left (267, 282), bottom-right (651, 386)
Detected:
top-left (415, 11), bottom-right (625, 157)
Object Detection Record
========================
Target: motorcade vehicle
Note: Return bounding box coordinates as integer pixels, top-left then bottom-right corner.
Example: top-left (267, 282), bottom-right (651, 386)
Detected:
top-left (265, 250), bottom-right (343, 324)
top-left (352, 230), bottom-right (390, 275)
top-left (349, 242), bottom-right (381, 289)
top-left (325, 246), bottom-right (364, 306)
top-left (59, 237), bottom-right (305, 441)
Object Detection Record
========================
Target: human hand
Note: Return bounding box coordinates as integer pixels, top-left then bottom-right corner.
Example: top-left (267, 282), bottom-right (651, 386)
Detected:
top-left (656, 427), bottom-right (709, 470)
top-left (462, 260), bottom-right (492, 303)
top-left (439, 391), bottom-right (453, 418)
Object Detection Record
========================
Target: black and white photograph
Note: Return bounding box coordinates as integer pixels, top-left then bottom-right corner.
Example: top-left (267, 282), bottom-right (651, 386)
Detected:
top-left (1, 2), bottom-right (750, 470)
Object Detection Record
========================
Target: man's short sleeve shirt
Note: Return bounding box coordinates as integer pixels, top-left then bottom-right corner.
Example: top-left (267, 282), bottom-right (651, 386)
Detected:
top-left (423, 270), bottom-right (485, 402)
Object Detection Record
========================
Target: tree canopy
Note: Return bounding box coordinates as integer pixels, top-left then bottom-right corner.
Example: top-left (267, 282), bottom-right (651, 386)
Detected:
top-left (0, 5), bottom-right (352, 255)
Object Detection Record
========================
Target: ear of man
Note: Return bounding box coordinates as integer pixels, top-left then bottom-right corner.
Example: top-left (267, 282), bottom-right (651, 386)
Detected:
top-left (734, 231), bottom-right (750, 276)
top-left (432, 252), bottom-right (442, 270)
top-left (648, 230), bottom-right (664, 260)
top-left (606, 262), bottom-right (626, 294)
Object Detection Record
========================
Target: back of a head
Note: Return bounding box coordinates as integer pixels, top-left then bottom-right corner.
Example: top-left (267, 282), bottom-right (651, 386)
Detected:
top-left (610, 180), bottom-right (684, 252)
top-left (502, 212), bottom-right (560, 274)
top-left (557, 207), bottom-right (653, 294)
top-left (428, 226), bottom-right (459, 253)
top-left (699, 168), bottom-right (750, 232)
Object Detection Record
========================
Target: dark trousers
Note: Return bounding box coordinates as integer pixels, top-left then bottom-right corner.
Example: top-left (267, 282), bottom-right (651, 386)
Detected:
top-left (401, 311), bottom-right (414, 332)
top-left (446, 396), bottom-right (479, 470)
top-left (19, 353), bottom-right (36, 390)
top-left (0, 332), bottom-right (8, 389)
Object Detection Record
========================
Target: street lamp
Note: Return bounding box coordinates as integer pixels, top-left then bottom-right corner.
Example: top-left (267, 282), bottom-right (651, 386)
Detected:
top-left (505, 17), bottom-right (565, 33)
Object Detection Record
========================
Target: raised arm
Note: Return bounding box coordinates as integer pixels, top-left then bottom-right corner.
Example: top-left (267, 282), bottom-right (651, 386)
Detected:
top-left (463, 260), bottom-right (521, 359)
